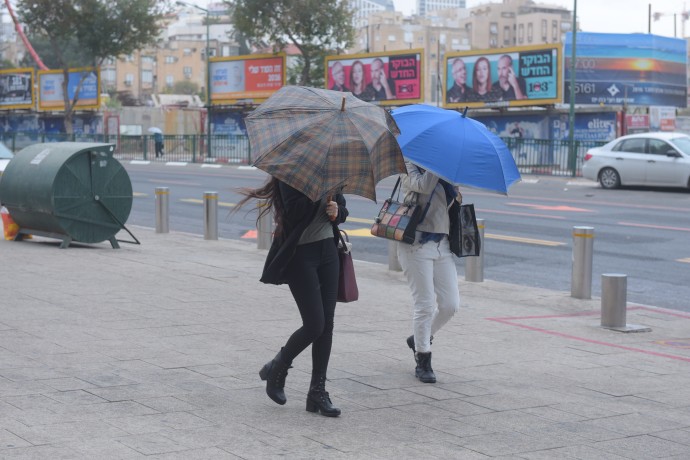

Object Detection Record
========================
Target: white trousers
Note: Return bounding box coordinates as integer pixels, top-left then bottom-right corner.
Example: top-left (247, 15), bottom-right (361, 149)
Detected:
top-left (397, 236), bottom-right (460, 353)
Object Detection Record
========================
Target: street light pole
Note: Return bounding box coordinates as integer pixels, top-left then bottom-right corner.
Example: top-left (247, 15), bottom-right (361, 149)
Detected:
top-left (567, 0), bottom-right (577, 177)
top-left (176, 1), bottom-right (211, 158)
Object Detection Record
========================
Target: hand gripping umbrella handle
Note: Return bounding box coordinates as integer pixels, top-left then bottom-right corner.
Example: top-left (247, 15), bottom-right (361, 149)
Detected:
top-left (327, 195), bottom-right (336, 222)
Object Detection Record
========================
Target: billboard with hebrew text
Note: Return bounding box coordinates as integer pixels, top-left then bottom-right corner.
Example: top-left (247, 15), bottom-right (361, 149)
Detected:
top-left (325, 49), bottom-right (424, 105)
top-left (38, 68), bottom-right (100, 111)
top-left (444, 44), bottom-right (562, 109)
top-left (210, 53), bottom-right (285, 105)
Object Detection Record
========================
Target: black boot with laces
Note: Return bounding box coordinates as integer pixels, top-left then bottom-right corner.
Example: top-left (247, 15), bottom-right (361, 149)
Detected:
top-left (306, 374), bottom-right (341, 417)
top-left (259, 348), bottom-right (292, 405)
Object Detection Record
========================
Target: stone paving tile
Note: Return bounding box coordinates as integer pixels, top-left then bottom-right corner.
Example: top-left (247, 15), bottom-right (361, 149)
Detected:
top-left (148, 447), bottom-right (241, 459)
top-left (0, 429), bottom-right (32, 449)
top-left (453, 429), bottom-right (581, 457)
top-left (579, 412), bottom-right (687, 437)
top-left (0, 444), bottom-right (80, 459)
top-left (595, 434), bottom-right (690, 459)
top-left (650, 428), bottom-right (690, 447)
top-left (6, 419), bottom-right (129, 445)
top-left (116, 433), bottom-right (192, 456)
top-left (106, 411), bottom-right (216, 435)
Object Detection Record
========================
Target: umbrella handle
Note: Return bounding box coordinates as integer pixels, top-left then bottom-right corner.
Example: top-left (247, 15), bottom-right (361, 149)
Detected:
top-left (340, 97), bottom-right (346, 112)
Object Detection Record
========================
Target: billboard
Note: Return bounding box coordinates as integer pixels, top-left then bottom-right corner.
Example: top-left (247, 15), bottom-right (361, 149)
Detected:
top-left (444, 45), bottom-right (561, 109)
top-left (325, 50), bottom-right (424, 105)
top-left (564, 33), bottom-right (687, 108)
top-left (38, 68), bottom-right (100, 111)
top-left (0, 69), bottom-right (34, 110)
top-left (210, 53), bottom-right (285, 105)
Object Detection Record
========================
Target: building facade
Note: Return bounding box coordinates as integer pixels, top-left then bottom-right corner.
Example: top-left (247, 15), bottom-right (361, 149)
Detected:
top-left (416, 0), bottom-right (466, 18)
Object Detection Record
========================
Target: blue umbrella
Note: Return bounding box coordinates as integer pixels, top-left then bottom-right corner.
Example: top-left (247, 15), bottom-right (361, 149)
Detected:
top-left (392, 104), bottom-right (521, 194)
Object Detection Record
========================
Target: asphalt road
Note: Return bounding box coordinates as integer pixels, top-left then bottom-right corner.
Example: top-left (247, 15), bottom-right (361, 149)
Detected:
top-left (123, 162), bottom-right (690, 313)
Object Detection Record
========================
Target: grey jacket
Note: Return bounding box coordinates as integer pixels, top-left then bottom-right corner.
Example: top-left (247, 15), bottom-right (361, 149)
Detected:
top-left (400, 161), bottom-right (451, 235)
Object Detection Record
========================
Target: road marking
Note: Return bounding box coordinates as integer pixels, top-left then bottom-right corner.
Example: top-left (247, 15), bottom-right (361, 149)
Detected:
top-left (618, 222), bottom-right (690, 232)
top-left (678, 258), bottom-right (690, 264)
top-left (165, 162), bottom-right (188, 166)
top-left (179, 198), bottom-right (235, 208)
top-left (346, 228), bottom-right (564, 246)
top-left (507, 202), bottom-right (592, 212)
top-left (485, 233), bottom-right (565, 246)
top-left (480, 209), bottom-right (566, 219)
top-left (133, 192), bottom-right (147, 197)
top-left (201, 164), bottom-right (222, 169)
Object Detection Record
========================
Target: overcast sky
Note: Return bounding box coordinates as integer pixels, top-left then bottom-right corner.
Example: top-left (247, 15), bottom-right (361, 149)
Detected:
top-left (393, 0), bottom-right (690, 38)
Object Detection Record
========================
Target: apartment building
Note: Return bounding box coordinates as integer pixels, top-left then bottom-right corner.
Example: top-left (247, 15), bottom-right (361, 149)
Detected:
top-left (416, 0), bottom-right (466, 18)
top-left (350, 0), bottom-right (395, 28)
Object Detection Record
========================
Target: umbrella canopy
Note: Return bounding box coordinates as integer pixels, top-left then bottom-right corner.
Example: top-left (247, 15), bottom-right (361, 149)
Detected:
top-left (246, 86), bottom-right (406, 202)
top-left (391, 104), bottom-right (521, 194)
top-left (147, 127), bottom-right (162, 134)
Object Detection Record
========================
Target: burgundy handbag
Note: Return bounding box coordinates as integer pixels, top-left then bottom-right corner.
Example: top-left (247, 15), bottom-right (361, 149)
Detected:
top-left (336, 230), bottom-right (359, 303)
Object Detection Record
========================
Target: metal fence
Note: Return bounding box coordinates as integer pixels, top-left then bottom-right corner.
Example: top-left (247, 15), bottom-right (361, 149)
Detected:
top-left (0, 132), bottom-right (605, 177)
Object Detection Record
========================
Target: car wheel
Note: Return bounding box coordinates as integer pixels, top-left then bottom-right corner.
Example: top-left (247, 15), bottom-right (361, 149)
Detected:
top-left (599, 167), bottom-right (620, 189)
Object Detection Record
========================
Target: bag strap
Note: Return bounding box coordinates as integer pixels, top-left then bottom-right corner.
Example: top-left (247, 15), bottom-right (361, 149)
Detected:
top-left (391, 167), bottom-right (436, 224)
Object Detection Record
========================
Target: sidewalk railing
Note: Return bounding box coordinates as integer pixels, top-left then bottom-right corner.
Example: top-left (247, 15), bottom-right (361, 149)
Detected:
top-left (0, 132), bottom-right (604, 176)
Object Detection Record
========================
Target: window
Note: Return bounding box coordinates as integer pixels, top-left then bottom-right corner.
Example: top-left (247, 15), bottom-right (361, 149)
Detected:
top-left (141, 70), bottom-right (153, 84)
top-left (142, 56), bottom-right (154, 64)
top-left (404, 32), bottom-right (413, 43)
top-left (489, 22), bottom-right (498, 34)
top-left (541, 19), bottom-right (547, 41)
top-left (165, 56), bottom-right (176, 64)
top-left (124, 73), bottom-right (134, 86)
top-left (518, 24), bottom-right (524, 44)
top-left (102, 69), bottom-right (116, 83)
top-left (183, 48), bottom-right (192, 56)
top-left (615, 138), bottom-right (646, 153)
top-left (165, 75), bottom-right (174, 88)
top-left (388, 34), bottom-right (396, 42)
top-left (527, 23), bottom-right (533, 43)
top-left (648, 139), bottom-right (674, 155)
top-left (183, 66), bottom-right (192, 78)
top-left (503, 26), bottom-right (511, 45)
top-left (552, 20), bottom-right (559, 42)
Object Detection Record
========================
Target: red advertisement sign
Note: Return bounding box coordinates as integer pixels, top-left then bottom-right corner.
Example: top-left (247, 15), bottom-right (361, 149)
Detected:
top-left (210, 54), bottom-right (285, 104)
top-left (325, 50), bottom-right (424, 105)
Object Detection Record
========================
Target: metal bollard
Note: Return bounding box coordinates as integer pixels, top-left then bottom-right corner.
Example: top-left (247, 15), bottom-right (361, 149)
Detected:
top-left (465, 218), bottom-right (485, 282)
top-left (388, 241), bottom-right (402, 271)
top-left (203, 191), bottom-right (218, 240)
top-left (571, 226), bottom-right (594, 299)
top-left (256, 200), bottom-right (273, 250)
top-left (155, 187), bottom-right (169, 233)
top-left (601, 274), bottom-right (651, 333)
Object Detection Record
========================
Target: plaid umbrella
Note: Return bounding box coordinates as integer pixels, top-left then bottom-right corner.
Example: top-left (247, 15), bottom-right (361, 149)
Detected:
top-left (246, 86), bottom-right (406, 202)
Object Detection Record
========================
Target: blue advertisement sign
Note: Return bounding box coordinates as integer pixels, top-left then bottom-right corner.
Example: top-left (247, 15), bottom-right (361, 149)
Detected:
top-left (564, 33), bottom-right (687, 107)
top-left (211, 111), bottom-right (247, 136)
top-left (38, 68), bottom-right (100, 111)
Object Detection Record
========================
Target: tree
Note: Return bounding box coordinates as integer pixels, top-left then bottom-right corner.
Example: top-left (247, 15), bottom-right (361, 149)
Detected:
top-left (228, 0), bottom-right (354, 87)
top-left (17, 0), bottom-right (167, 133)
top-left (172, 80), bottom-right (200, 96)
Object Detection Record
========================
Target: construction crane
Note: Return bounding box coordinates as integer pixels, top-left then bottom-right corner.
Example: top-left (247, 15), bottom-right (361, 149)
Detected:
top-left (3, 0), bottom-right (49, 70)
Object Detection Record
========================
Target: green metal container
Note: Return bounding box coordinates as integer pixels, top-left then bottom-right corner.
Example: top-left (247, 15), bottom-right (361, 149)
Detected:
top-left (0, 142), bottom-right (133, 248)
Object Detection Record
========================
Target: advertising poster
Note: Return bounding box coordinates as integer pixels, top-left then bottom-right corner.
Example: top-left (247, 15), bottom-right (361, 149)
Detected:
top-left (444, 45), bottom-right (561, 109)
top-left (211, 111), bottom-right (247, 136)
top-left (325, 50), bottom-right (424, 105)
top-left (38, 68), bottom-right (100, 111)
top-left (649, 106), bottom-right (676, 131)
top-left (625, 114), bottom-right (650, 134)
top-left (210, 54), bottom-right (285, 105)
top-left (0, 69), bottom-right (34, 110)
top-left (564, 33), bottom-right (687, 108)
top-left (550, 112), bottom-right (617, 142)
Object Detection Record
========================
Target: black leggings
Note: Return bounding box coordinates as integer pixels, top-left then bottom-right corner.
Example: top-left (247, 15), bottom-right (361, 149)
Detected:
top-left (282, 238), bottom-right (339, 377)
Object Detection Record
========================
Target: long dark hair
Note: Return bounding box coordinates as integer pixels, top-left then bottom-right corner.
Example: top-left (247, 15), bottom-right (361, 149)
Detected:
top-left (232, 177), bottom-right (285, 236)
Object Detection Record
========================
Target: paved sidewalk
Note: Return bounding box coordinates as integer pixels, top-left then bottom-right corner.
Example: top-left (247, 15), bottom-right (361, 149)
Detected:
top-left (1, 227), bottom-right (689, 459)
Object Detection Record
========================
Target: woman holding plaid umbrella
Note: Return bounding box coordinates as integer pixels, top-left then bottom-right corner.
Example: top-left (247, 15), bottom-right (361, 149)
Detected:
top-left (235, 179), bottom-right (348, 417)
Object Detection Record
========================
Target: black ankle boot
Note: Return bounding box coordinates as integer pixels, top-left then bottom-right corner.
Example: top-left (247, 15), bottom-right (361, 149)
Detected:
top-left (259, 348), bottom-right (292, 405)
top-left (406, 335), bottom-right (433, 353)
top-left (414, 352), bottom-right (436, 383)
top-left (306, 375), bottom-right (341, 417)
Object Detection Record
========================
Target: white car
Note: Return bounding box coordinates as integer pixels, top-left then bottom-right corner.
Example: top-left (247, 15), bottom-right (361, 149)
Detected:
top-left (0, 142), bottom-right (13, 179)
top-left (582, 132), bottom-right (690, 189)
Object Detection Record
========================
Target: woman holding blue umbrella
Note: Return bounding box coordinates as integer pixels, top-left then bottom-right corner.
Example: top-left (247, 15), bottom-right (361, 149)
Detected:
top-left (398, 162), bottom-right (463, 384)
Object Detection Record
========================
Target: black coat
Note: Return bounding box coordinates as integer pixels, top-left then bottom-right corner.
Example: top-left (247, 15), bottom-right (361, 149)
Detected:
top-left (260, 182), bottom-right (348, 285)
